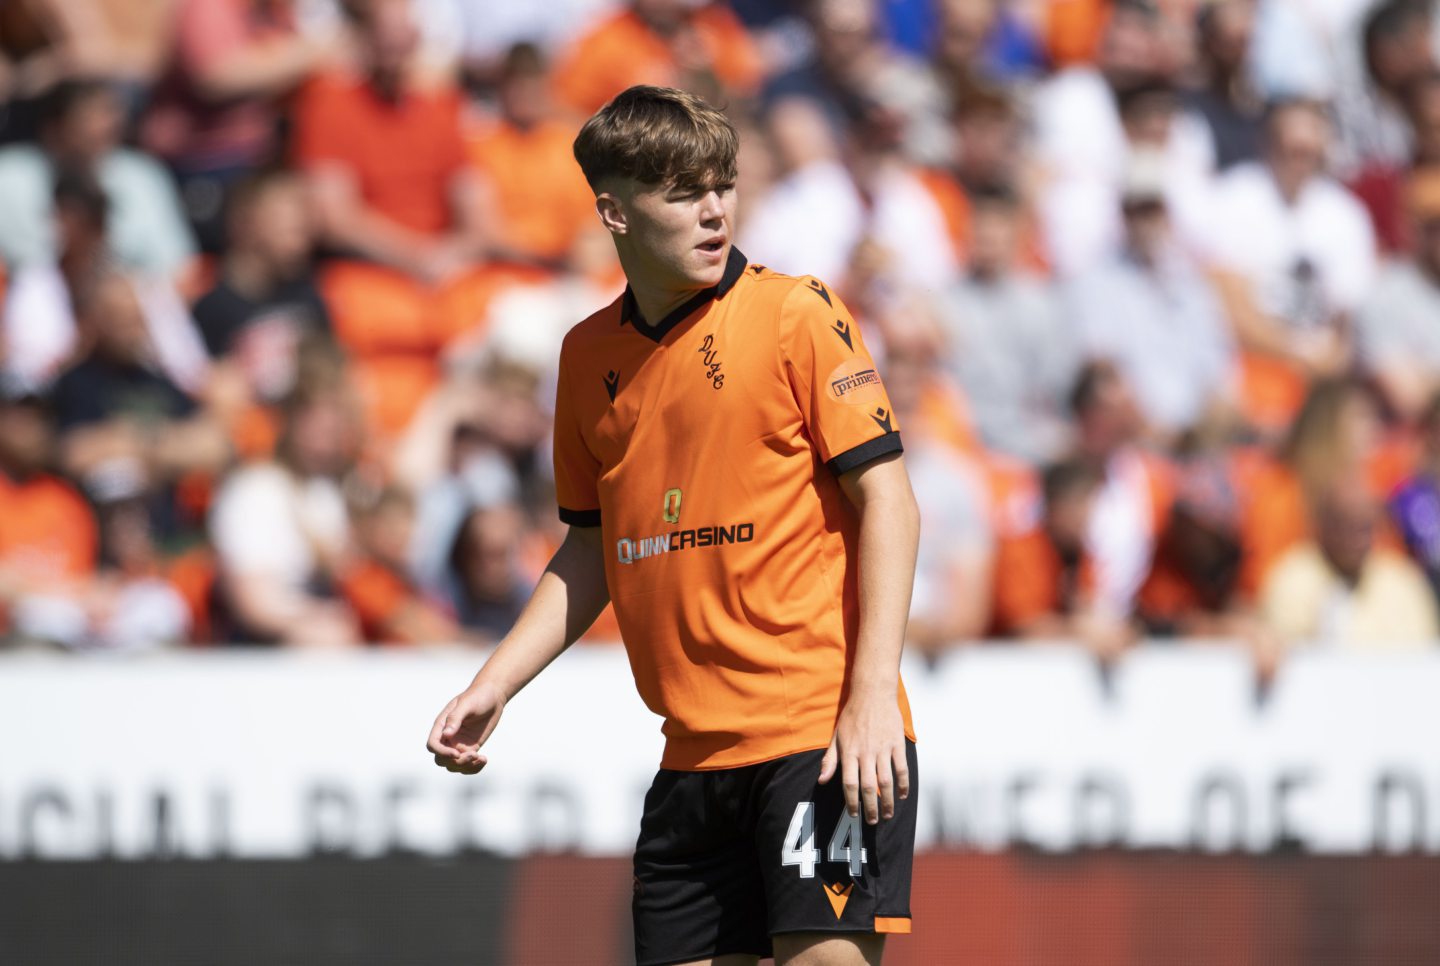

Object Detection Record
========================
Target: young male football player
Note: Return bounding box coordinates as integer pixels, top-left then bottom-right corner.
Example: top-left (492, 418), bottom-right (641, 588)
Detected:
top-left (427, 85), bottom-right (921, 966)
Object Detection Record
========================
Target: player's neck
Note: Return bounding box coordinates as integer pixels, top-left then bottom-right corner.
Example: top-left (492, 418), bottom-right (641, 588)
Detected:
top-left (621, 259), bottom-right (711, 328)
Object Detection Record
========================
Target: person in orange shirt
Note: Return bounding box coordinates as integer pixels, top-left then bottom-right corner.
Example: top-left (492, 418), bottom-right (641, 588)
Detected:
top-left (0, 388), bottom-right (98, 642)
top-left (991, 458), bottom-right (1116, 645)
top-left (551, 0), bottom-right (761, 116)
top-left (465, 42), bottom-right (600, 269)
top-left (428, 86), bottom-right (921, 964)
top-left (291, 0), bottom-right (492, 436)
top-left (340, 486), bottom-right (468, 645)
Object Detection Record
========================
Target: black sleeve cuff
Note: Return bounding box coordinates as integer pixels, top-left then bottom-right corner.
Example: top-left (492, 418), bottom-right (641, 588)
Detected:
top-left (558, 506), bottom-right (602, 527)
top-left (826, 431), bottom-right (904, 475)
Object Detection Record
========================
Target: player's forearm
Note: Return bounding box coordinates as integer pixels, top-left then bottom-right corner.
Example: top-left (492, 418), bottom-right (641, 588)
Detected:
top-left (842, 456), bottom-right (920, 699)
top-left (468, 527), bottom-right (610, 702)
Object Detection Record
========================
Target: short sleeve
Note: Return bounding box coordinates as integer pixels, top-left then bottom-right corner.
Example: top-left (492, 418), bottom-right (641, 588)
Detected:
top-left (552, 339), bottom-right (602, 526)
top-left (778, 278), bottom-right (903, 475)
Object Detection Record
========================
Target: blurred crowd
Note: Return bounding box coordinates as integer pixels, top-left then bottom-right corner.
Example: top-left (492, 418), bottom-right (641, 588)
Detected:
top-left (3, 0), bottom-right (1440, 675)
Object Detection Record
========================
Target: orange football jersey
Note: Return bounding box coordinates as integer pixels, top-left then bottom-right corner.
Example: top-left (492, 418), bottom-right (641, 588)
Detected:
top-left (554, 248), bottom-right (917, 770)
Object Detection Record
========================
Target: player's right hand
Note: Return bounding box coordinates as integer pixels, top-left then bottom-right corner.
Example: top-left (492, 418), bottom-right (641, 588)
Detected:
top-left (426, 681), bottom-right (506, 775)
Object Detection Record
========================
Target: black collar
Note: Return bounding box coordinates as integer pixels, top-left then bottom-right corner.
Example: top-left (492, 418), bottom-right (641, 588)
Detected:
top-left (621, 246), bottom-right (748, 343)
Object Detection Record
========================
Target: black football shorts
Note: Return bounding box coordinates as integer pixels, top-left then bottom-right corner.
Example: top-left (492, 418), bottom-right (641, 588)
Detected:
top-left (632, 740), bottom-right (918, 965)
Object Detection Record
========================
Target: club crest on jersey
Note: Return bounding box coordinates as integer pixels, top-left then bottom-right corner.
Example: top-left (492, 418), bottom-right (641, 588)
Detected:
top-left (830, 318), bottom-right (853, 351)
top-left (698, 334), bottom-right (725, 389)
top-left (603, 369), bottom-right (620, 403)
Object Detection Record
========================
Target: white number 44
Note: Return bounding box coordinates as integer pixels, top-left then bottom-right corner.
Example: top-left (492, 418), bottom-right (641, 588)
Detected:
top-left (781, 802), bottom-right (868, 878)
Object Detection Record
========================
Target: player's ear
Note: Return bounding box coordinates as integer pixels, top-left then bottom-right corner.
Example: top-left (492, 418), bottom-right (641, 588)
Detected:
top-left (595, 193), bottom-right (627, 235)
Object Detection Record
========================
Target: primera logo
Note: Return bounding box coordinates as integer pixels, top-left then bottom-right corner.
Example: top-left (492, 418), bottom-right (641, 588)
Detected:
top-left (830, 369), bottom-right (880, 398)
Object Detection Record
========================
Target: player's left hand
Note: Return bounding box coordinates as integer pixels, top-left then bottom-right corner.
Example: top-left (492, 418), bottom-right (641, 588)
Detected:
top-left (818, 691), bottom-right (909, 825)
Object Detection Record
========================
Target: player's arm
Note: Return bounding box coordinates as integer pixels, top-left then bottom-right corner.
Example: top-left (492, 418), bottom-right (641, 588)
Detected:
top-left (426, 524), bottom-right (609, 773)
top-left (821, 451), bottom-right (920, 825)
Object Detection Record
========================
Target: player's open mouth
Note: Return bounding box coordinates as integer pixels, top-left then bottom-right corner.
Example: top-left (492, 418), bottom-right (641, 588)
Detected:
top-left (698, 238), bottom-right (726, 253)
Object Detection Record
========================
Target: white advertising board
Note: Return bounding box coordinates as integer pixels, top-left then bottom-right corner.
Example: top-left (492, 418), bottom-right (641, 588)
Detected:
top-left (1, 645), bottom-right (1437, 859)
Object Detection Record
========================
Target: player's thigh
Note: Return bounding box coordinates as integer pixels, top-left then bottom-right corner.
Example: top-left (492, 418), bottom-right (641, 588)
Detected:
top-left (772, 931), bottom-right (885, 965)
top-left (633, 769), bottom-right (771, 965)
top-left (755, 742), bottom-right (918, 937)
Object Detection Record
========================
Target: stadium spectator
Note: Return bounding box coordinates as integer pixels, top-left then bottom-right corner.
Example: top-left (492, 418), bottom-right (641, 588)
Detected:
top-left (1064, 157), bottom-right (1237, 445)
top-left (1356, 168), bottom-right (1440, 423)
top-left (935, 185), bottom-right (1075, 464)
top-left (551, 0), bottom-right (761, 116)
top-left (0, 78), bottom-right (197, 276)
top-left (87, 497), bottom-right (194, 650)
top-left (447, 499), bottom-right (530, 642)
top-left (444, 0), bottom-right (617, 82)
top-left (191, 168), bottom-right (332, 408)
top-left (292, 0), bottom-right (492, 435)
top-left (340, 485), bottom-right (467, 645)
top-left (1239, 377), bottom-right (1413, 599)
top-left (1205, 98), bottom-right (1377, 436)
top-left (1388, 391), bottom-right (1440, 602)
top-left (1, 170), bottom-right (210, 399)
top-left (1355, 72), bottom-right (1440, 253)
top-left (918, 85), bottom-right (1048, 271)
top-left (1345, 5), bottom-right (1440, 252)
top-left (885, 335), bottom-right (994, 659)
top-left (2, 170), bottom-right (114, 393)
top-left (1039, 77), bottom-right (1214, 274)
top-left (1182, 0), bottom-right (1263, 172)
top-left (49, 269), bottom-right (229, 521)
top-left (1331, 0), bottom-right (1433, 182)
top-left (142, 0), bottom-right (341, 250)
top-left (740, 94), bottom-right (956, 293)
top-left (1070, 360), bottom-right (1173, 624)
top-left (928, 0), bottom-right (1011, 95)
top-left (992, 457), bottom-right (1137, 659)
top-left (1136, 446), bottom-right (1262, 639)
top-left (1031, 0), bottom-right (1209, 222)
top-left (0, 385), bottom-right (98, 647)
top-left (1409, 74), bottom-right (1440, 170)
top-left (1260, 474), bottom-right (1439, 650)
top-left (0, 0), bottom-right (175, 139)
top-left (209, 376), bottom-right (362, 646)
top-left (763, 0), bottom-right (948, 166)
top-left (464, 43), bottom-right (601, 270)
top-left (839, 98), bottom-right (962, 313)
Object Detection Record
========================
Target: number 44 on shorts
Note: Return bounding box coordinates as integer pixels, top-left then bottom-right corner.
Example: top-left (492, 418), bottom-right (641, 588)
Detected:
top-left (781, 802), bottom-right (868, 878)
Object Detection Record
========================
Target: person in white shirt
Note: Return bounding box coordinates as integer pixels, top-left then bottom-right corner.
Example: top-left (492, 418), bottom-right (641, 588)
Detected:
top-left (1357, 167), bottom-right (1440, 421)
top-left (1065, 158), bottom-right (1238, 444)
top-left (1204, 98), bottom-right (1377, 384)
top-left (210, 377), bottom-right (363, 646)
top-left (0, 79), bottom-right (196, 277)
top-left (739, 95), bottom-right (957, 295)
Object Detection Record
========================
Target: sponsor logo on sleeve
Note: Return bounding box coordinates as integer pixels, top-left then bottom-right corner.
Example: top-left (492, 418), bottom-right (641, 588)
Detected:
top-left (825, 363), bottom-right (888, 408)
top-left (830, 368), bottom-right (880, 398)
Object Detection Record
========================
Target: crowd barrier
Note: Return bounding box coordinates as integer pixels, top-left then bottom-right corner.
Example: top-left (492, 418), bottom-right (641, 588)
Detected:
top-left (3, 643), bottom-right (1438, 860)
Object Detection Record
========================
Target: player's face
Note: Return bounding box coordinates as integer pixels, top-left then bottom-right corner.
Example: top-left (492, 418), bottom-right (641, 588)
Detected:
top-left (607, 177), bottom-right (738, 293)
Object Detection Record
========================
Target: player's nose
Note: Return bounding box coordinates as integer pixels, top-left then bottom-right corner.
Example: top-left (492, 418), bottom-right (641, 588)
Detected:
top-left (698, 190), bottom-right (725, 223)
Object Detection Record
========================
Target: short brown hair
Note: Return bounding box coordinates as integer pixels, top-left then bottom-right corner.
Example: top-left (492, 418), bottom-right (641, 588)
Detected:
top-left (573, 85), bottom-right (738, 192)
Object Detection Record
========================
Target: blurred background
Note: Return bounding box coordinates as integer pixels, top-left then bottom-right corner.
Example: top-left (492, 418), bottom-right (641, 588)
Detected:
top-left (1, 0), bottom-right (1440, 962)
